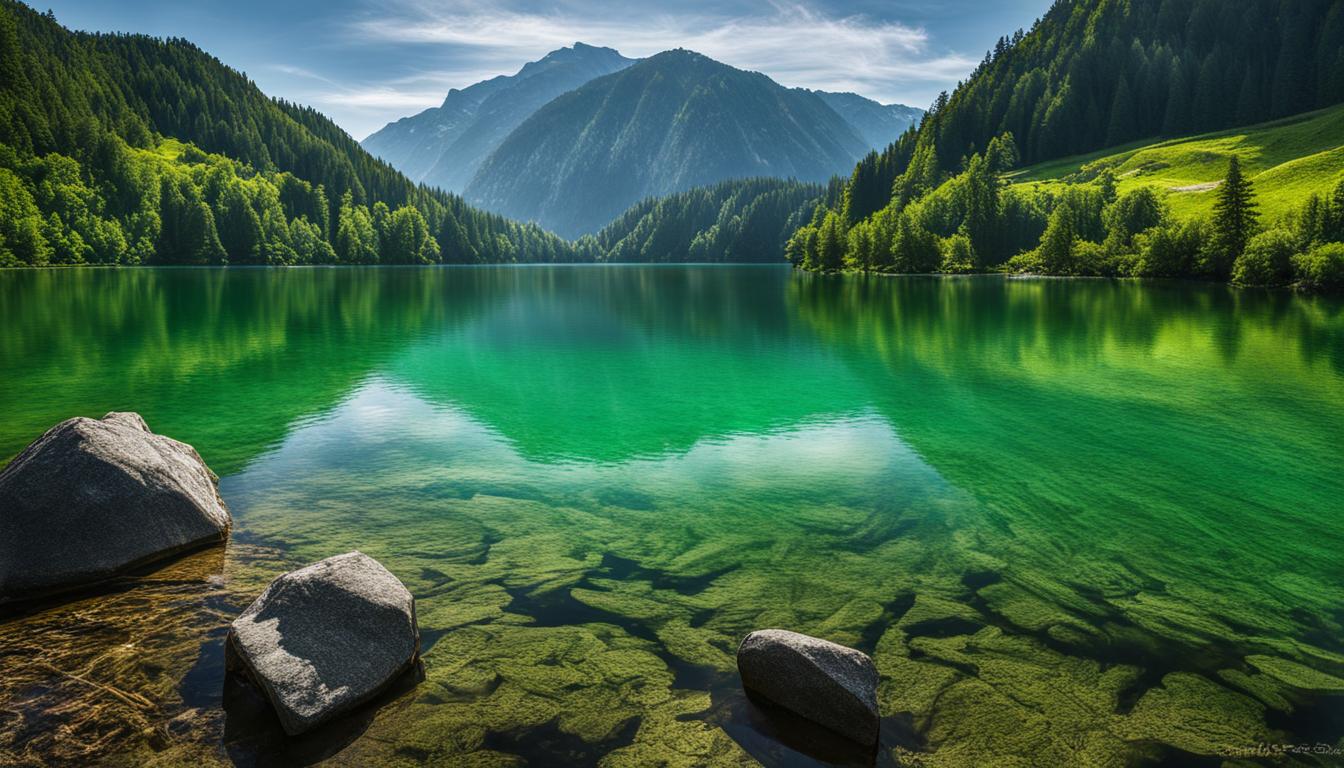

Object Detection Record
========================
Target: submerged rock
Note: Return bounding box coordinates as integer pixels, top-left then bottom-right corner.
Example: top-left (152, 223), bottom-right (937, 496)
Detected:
top-left (736, 629), bottom-right (880, 746)
top-left (226, 551), bottom-right (420, 735)
top-left (0, 412), bottom-right (231, 603)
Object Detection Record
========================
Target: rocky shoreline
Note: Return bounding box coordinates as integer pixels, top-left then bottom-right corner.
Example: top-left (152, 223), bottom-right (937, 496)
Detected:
top-left (0, 413), bottom-right (883, 752)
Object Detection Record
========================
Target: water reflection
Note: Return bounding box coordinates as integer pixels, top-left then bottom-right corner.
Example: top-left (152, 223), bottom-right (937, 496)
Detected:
top-left (1, 267), bottom-right (1342, 766)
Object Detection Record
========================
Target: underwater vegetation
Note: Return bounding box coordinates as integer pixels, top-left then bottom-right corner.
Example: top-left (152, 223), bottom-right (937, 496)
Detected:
top-left (0, 266), bottom-right (1342, 766)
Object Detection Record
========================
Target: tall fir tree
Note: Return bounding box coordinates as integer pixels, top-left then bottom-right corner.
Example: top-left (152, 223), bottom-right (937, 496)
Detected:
top-left (1211, 156), bottom-right (1259, 265)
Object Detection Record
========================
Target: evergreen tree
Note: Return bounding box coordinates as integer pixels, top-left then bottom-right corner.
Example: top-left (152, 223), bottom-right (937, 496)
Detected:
top-left (1211, 156), bottom-right (1259, 265)
top-left (214, 182), bottom-right (263, 263)
top-left (890, 212), bottom-right (941, 273)
top-left (816, 211), bottom-right (847, 271)
top-left (1104, 187), bottom-right (1166, 246)
top-left (1105, 76), bottom-right (1137, 147)
top-left (1038, 201), bottom-right (1078, 274)
top-left (334, 191), bottom-right (377, 263)
top-left (959, 153), bottom-right (1000, 262)
top-left (844, 222), bottom-right (875, 271)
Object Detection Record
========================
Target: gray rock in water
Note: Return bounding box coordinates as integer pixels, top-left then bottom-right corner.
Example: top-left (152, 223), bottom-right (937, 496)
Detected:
top-left (0, 412), bottom-right (231, 603)
top-left (737, 629), bottom-right (880, 746)
top-left (226, 551), bottom-right (420, 735)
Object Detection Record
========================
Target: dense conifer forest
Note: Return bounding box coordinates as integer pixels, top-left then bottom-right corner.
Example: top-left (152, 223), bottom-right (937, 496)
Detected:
top-left (0, 0), bottom-right (578, 266)
top-left (0, 1), bottom-right (823, 268)
top-left (584, 178), bottom-right (827, 264)
top-left (3, 0), bottom-right (1342, 290)
top-left (791, 0), bottom-right (1344, 290)
top-left (836, 0), bottom-right (1344, 227)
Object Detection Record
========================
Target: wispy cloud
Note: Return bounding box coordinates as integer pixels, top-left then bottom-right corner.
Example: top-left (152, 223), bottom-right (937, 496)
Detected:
top-left (345, 0), bottom-right (976, 108)
top-left (269, 64), bottom-right (456, 120)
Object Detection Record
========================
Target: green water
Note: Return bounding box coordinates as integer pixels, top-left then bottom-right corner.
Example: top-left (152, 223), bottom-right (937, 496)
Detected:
top-left (1, 266), bottom-right (1342, 767)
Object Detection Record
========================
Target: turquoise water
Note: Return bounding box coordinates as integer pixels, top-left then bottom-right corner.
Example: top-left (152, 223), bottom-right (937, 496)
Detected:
top-left (0, 266), bottom-right (1342, 766)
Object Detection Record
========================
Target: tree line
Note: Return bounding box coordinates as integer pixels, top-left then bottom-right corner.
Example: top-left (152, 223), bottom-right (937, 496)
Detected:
top-left (837, 0), bottom-right (1344, 229)
top-left (791, 135), bottom-right (1344, 292)
top-left (584, 178), bottom-right (826, 264)
top-left (0, 0), bottom-right (578, 266)
top-left (0, 2), bottom-right (832, 268)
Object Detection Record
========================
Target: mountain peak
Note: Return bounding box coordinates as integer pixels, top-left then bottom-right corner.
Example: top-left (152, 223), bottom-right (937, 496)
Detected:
top-left (534, 42), bottom-right (625, 64)
top-left (363, 42), bottom-right (635, 191)
top-left (464, 49), bottom-right (872, 237)
top-left (648, 48), bottom-right (711, 62)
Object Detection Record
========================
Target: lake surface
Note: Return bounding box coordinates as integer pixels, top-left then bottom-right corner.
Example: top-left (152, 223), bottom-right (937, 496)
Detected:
top-left (1, 266), bottom-right (1342, 767)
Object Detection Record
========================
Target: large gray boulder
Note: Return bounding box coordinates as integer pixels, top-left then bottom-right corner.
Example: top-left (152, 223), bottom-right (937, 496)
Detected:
top-left (226, 551), bottom-right (420, 735)
top-left (0, 412), bottom-right (231, 603)
top-left (737, 629), bottom-right (880, 746)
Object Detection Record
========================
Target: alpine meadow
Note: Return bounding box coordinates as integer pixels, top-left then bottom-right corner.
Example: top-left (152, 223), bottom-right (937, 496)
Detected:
top-left (1, 1), bottom-right (1342, 767)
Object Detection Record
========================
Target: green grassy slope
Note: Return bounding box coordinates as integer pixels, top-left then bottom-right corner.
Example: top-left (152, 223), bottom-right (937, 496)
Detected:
top-left (1010, 104), bottom-right (1344, 221)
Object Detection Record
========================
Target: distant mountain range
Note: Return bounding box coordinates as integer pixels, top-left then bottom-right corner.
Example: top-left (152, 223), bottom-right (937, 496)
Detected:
top-left (813, 92), bottom-right (924, 152)
top-left (363, 45), bottom-right (921, 237)
top-left (362, 43), bottom-right (634, 195)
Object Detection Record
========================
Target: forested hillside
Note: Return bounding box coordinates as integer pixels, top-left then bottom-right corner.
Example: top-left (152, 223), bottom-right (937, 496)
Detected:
top-left (813, 93), bottom-right (922, 153)
top-left (0, 1), bottom-right (579, 266)
top-left (835, 0), bottom-right (1344, 228)
top-left (464, 50), bottom-right (870, 238)
top-left (789, 0), bottom-right (1344, 291)
top-left (362, 43), bottom-right (634, 194)
top-left (584, 178), bottom-right (828, 264)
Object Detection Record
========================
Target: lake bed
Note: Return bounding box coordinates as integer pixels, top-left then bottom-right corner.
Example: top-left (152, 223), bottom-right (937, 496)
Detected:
top-left (1, 266), bottom-right (1342, 766)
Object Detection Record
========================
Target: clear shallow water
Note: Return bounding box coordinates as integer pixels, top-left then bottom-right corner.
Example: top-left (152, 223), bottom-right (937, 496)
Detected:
top-left (1, 266), bottom-right (1342, 767)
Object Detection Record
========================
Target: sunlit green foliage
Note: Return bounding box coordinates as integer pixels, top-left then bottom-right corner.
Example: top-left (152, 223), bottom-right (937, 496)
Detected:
top-left (1292, 242), bottom-right (1344, 292)
top-left (802, 0), bottom-right (1344, 288)
top-left (0, 0), bottom-right (582, 266)
top-left (1232, 228), bottom-right (1296, 287)
top-left (830, 0), bottom-right (1344, 224)
top-left (798, 128), bottom-right (1344, 290)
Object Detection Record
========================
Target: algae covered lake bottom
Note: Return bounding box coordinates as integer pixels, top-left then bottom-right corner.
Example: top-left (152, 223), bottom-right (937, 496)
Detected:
top-left (1, 265), bottom-right (1342, 767)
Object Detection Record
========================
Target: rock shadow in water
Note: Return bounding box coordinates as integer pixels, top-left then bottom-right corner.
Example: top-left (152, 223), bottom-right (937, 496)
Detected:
top-left (482, 715), bottom-right (642, 767)
top-left (707, 686), bottom-right (920, 768)
top-left (221, 659), bottom-right (424, 767)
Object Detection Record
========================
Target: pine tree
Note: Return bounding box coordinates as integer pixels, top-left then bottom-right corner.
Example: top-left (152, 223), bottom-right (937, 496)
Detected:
top-left (816, 212), bottom-right (847, 271)
top-left (1162, 60), bottom-right (1191, 135)
top-left (1105, 76), bottom-right (1136, 146)
top-left (1209, 156), bottom-right (1259, 272)
top-left (959, 153), bottom-right (1000, 262)
top-left (1038, 201), bottom-right (1077, 274)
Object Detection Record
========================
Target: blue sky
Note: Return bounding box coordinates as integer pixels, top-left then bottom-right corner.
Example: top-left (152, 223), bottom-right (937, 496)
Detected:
top-left (39, 0), bottom-right (1053, 140)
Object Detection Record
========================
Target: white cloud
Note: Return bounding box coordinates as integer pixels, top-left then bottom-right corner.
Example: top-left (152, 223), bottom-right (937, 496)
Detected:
top-left (345, 0), bottom-right (975, 108)
top-left (327, 88), bottom-right (452, 110)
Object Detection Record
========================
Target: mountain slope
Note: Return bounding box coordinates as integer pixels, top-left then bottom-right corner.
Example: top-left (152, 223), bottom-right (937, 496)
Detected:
top-left (788, 102), bottom-right (1344, 287)
top-left (464, 50), bottom-right (872, 238)
top-left (933, 0), bottom-right (1344, 169)
top-left (0, 0), bottom-right (579, 266)
top-left (362, 43), bottom-right (634, 193)
top-left (588, 177), bottom-right (825, 263)
top-left (832, 0), bottom-right (1344, 227)
top-left (1012, 104), bottom-right (1344, 220)
top-left (814, 92), bottom-right (922, 151)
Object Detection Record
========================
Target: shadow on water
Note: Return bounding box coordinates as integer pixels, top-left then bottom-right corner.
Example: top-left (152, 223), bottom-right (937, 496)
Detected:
top-left (499, 559), bottom-right (925, 767)
top-left (600, 553), bottom-right (738, 596)
top-left (705, 687), bottom-right (922, 768)
top-left (483, 716), bottom-right (643, 766)
top-left (220, 660), bottom-right (424, 767)
top-left (0, 542), bottom-right (229, 621)
top-left (501, 578), bottom-right (727, 692)
top-left (4, 269), bottom-right (1344, 766)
